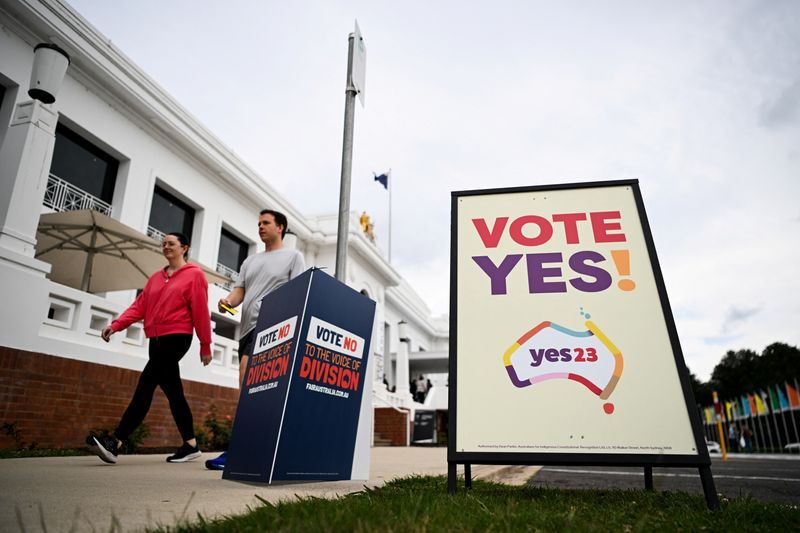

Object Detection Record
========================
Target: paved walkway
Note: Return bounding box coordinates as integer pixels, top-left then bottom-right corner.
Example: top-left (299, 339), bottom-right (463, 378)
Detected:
top-left (1, 448), bottom-right (539, 532)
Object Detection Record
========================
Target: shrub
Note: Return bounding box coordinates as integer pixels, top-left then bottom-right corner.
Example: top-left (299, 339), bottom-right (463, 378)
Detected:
top-left (201, 404), bottom-right (232, 451)
top-left (2, 421), bottom-right (37, 450)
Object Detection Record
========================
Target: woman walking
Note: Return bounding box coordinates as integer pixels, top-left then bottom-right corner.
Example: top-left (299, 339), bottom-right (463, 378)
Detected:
top-left (86, 232), bottom-right (212, 464)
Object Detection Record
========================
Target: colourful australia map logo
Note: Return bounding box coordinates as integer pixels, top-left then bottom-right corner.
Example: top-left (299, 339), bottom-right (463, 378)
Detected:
top-left (503, 314), bottom-right (623, 414)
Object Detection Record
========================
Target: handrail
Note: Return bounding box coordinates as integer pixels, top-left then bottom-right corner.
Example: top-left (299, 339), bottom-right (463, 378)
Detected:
top-left (372, 390), bottom-right (411, 414)
top-left (43, 174), bottom-right (112, 216)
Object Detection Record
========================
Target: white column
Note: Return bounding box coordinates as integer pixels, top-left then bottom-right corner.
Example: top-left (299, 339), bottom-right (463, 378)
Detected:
top-left (0, 100), bottom-right (56, 350)
top-left (372, 300), bottom-right (385, 389)
top-left (0, 100), bottom-right (58, 256)
top-left (396, 339), bottom-right (411, 397)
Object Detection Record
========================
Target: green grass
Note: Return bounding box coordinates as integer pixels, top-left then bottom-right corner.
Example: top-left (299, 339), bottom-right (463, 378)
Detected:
top-left (0, 448), bottom-right (87, 459)
top-left (154, 476), bottom-right (799, 532)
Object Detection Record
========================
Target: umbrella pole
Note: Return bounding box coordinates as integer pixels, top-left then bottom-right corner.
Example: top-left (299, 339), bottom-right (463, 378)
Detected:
top-left (81, 229), bottom-right (98, 292)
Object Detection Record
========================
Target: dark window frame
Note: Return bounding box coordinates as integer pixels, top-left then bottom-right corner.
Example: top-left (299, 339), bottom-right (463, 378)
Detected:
top-left (50, 123), bottom-right (119, 203)
top-left (148, 185), bottom-right (195, 239)
top-left (218, 227), bottom-right (249, 272)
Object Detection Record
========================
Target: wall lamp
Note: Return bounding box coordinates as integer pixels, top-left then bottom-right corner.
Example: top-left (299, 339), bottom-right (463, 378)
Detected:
top-left (28, 43), bottom-right (70, 104)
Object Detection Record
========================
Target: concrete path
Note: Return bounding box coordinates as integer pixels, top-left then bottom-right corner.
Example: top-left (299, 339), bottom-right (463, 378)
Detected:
top-left (1, 448), bottom-right (540, 532)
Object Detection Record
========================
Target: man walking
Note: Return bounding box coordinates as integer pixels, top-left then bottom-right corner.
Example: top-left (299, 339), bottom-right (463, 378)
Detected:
top-left (206, 209), bottom-right (305, 470)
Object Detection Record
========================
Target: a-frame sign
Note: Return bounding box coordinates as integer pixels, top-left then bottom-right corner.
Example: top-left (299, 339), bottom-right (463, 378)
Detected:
top-left (448, 179), bottom-right (718, 509)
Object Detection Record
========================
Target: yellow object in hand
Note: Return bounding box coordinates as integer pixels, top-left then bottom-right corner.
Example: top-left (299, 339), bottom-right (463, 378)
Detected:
top-left (220, 303), bottom-right (238, 315)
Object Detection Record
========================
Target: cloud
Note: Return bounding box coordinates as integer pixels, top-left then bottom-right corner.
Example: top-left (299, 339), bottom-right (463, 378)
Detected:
top-left (759, 80), bottom-right (800, 129)
top-left (721, 306), bottom-right (762, 335)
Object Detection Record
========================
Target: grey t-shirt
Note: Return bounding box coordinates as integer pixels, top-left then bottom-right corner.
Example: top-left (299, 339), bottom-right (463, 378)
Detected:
top-left (235, 247), bottom-right (306, 337)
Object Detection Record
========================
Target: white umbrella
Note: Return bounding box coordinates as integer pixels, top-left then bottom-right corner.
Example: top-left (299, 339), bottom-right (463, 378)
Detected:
top-left (35, 209), bottom-right (230, 292)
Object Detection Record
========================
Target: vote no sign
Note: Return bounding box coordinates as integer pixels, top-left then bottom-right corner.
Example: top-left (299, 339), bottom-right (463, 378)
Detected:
top-left (224, 268), bottom-right (376, 483)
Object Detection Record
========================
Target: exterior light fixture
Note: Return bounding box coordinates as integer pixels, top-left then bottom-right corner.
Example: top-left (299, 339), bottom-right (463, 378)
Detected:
top-left (398, 320), bottom-right (409, 343)
top-left (28, 43), bottom-right (70, 104)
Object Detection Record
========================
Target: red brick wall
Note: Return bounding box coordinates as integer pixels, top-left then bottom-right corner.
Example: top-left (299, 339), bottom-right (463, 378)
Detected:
top-left (0, 347), bottom-right (238, 449)
top-left (374, 407), bottom-right (409, 446)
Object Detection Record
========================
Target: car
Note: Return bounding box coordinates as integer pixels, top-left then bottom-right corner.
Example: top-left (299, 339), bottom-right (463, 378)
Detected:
top-left (705, 440), bottom-right (721, 454)
top-left (784, 442), bottom-right (800, 452)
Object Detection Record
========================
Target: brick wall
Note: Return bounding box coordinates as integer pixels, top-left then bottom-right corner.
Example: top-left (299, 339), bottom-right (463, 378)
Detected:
top-left (0, 347), bottom-right (238, 449)
top-left (374, 407), bottom-right (409, 446)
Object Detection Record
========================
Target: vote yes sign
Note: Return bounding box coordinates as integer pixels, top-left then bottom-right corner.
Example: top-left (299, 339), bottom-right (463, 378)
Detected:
top-left (451, 180), bottom-right (708, 463)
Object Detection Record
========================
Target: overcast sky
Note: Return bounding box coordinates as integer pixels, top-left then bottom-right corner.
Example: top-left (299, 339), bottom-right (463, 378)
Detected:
top-left (67, 0), bottom-right (799, 381)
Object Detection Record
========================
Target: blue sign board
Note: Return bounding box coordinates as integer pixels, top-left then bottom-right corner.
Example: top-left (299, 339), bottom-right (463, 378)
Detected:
top-left (223, 268), bottom-right (375, 483)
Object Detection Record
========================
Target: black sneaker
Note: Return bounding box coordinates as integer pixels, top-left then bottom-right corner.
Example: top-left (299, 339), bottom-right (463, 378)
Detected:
top-left (166, 443), bottom-right (201, 463)
top-left (86, 434), bottom-right (119, 464)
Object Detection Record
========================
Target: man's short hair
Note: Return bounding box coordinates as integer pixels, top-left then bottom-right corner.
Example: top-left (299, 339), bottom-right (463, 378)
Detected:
top-left (260, 209), bottom-right (288, 239)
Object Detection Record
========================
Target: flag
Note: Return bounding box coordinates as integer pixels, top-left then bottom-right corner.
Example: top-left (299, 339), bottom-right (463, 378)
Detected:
top-left (787, 382), bottom-right (800, 409)
top-left (725, 401), bottom-right (733, 421)
top-left (704, 407), bottom-right (713, 424)
top-left (754, 393), bottom-right (766, 415)
top-left (741, 395), bottom-right (751, 416)
top-left (778, 384), bottom-right (790, 411)
top-left (769, 386), bottom-right (782, 412)
top-left (748, 394), bottom-right (757, 415)
top-left (373, 169), bottom-right (390, 189)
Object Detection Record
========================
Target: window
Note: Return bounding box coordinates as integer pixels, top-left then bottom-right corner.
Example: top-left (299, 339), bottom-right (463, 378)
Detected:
top-left (212, 316), bottom-right (237, 340)
top-left (218, 228), bottom-right (248, 272)
top-left (148, 185), bottom-right (194, 238)
top-left (50, 124), bottom-right (118, 203)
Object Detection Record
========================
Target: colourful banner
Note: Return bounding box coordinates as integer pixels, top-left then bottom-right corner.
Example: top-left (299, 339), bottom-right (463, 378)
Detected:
top-left (787, 382), bottom-right (800, 409)
top-left (754, 393), bottom-right (766, 415)
top-left (741, 396), bottom-right (751, 417)
top-left (778, 384), bottom-right (791, 411)
top-left (769, 387), bottom-right (781, 412)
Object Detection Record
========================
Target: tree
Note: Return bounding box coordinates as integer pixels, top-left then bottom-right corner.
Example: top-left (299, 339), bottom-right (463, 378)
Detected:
top-left (688, 370), bottom-right (712, 406)
top-left (709, 348), bottom-right (759, 399)
top-left (759, 342), bottom-right (800, 385)
top-left (705, 343), bottom-right (800, 400)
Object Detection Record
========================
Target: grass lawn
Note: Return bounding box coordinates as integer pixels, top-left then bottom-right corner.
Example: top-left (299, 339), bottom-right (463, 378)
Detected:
top-left (155, 476), bottom-right (799, 532)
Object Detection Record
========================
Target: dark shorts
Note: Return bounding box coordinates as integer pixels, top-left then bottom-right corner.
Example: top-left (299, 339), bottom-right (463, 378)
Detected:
top-left (238, 329), bottom-right (256, 360)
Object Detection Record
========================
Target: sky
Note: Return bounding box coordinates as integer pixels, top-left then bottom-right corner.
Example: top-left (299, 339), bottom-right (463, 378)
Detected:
top-left (67, 0), bottom-right (799, 381)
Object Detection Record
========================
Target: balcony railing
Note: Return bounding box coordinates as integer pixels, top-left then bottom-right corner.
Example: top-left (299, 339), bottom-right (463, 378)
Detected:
top-left (215, 262), bottom-right (239, 290)
top-left (43, 174), bottom-right (112, 216)
top-left (146, 226), bottom-right (166, 242)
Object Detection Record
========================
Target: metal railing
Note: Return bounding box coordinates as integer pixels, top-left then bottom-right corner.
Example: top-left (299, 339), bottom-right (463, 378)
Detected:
top-left (215, 262), bottom-right (239, 290)
top-left (43, 174), bottom-right (112, 215)
top-left (146, 226), bottom-right (166, 242)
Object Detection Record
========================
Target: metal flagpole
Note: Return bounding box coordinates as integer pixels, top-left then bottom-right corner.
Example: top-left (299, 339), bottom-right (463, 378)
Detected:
top-left (760, 391), bottom-right (775, 451)
top-left (790, 380), bottom-right (800, 452)
top-left (388, 170), bottom-right (392, 263)
top-left (335, 33), bottom-right (356, 283)
top-left (772, 385), bottom-right (790, 451)
top-left (335, 22), bottom-right (366, 283)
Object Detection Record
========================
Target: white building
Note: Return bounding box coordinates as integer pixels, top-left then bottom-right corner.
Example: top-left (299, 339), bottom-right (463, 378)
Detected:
top-left (0, 0), bottom-right (448, 448)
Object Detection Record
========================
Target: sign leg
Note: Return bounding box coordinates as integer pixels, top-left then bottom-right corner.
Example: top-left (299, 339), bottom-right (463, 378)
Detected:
top-left (448, 461), bottom-right (457, 494)
top-left (699, 465), bottom-right (720, 510)
top-left (464, 463), bottom-right (472, 489)
top-left (644, 466), bottom-right (653, 490)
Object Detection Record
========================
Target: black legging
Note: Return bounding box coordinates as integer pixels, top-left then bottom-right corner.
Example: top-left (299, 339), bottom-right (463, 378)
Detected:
top-left (115, 334), bottom-right (195, 442)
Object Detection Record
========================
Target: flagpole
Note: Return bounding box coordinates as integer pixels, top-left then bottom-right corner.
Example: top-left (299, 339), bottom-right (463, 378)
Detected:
top-left (761, 391), bottom-right (775, 451)
top-left (773, 384), bottom-right (790, 450)
top-left (335, 32), bottom-right (357, 283)
top-left (791, 379), bottom-right (800, 453)
top-left (388, 169), bottom-right (392, 263)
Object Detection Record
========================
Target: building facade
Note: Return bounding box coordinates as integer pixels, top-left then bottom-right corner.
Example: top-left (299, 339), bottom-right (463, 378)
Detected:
top-left (0, 0), bottom-right (448, 449)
